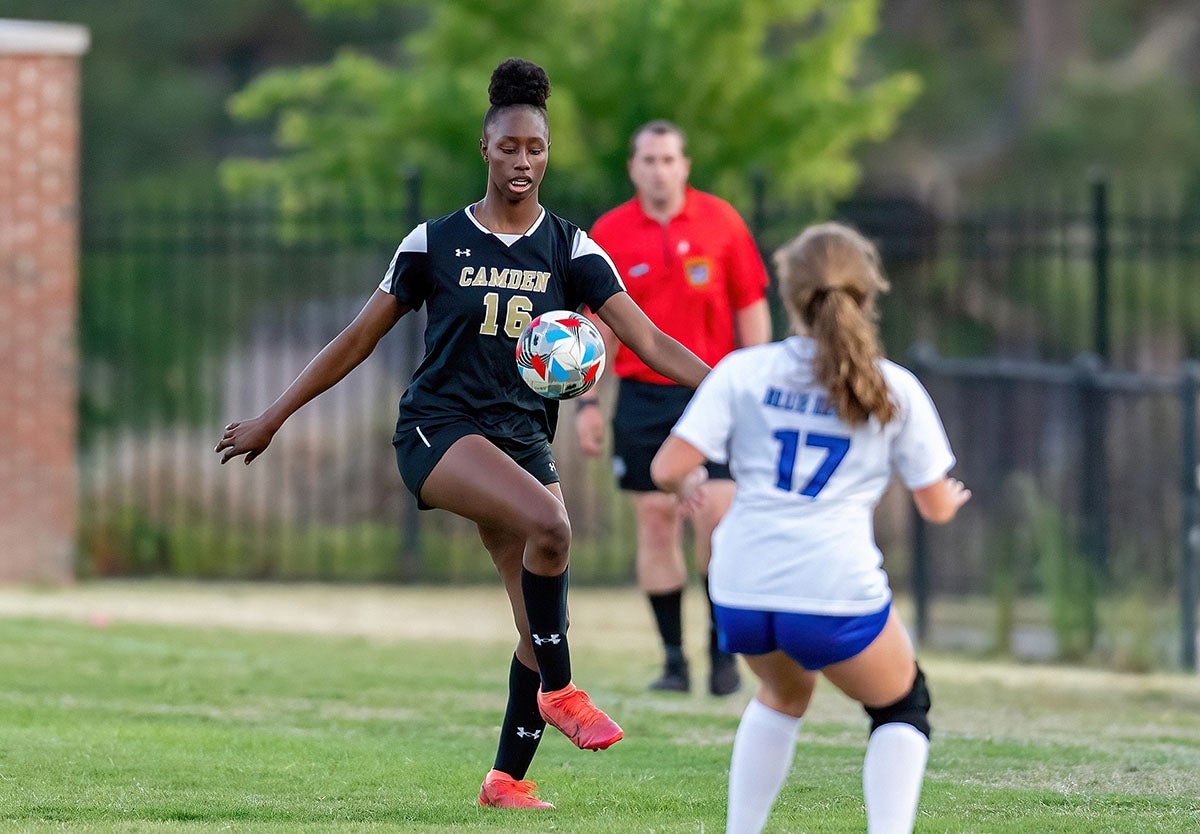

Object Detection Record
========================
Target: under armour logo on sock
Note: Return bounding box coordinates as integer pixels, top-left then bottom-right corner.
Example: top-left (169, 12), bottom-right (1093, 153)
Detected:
top-left (531, 633), bottom-right (561, 645)
top-left (516, 727), bottom-right (542, 739)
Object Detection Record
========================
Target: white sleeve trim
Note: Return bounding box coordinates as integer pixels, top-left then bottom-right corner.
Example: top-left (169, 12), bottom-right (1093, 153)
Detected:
top-left (378, 223), bottom-right (428, 293)
top-left (571, 229), bottom-right (625, 290)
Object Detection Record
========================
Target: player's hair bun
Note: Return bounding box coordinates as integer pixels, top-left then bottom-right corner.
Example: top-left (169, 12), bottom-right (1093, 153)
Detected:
top-left (488, 58), bottom-right (550, 109)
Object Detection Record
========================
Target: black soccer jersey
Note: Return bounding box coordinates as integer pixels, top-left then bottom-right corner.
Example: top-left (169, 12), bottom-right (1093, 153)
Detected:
top-left (380, 205), bottom-right (625, 443)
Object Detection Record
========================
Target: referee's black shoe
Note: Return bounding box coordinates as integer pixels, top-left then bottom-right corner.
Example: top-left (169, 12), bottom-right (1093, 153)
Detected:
top-left (709, 651), bottom-right (741, 697)
top-left (649, 657), bottom-right (690, 693)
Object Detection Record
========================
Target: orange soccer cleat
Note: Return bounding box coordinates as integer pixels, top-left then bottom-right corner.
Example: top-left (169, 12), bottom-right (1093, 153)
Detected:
top-left (478, 769), bottom-right (555, 810)
top-left (537, 683), bottom-right (624, 751)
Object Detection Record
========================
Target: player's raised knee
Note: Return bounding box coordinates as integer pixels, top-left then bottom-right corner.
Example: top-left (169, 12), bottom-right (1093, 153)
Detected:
top-left (523, 500), bottom-right (572, 566)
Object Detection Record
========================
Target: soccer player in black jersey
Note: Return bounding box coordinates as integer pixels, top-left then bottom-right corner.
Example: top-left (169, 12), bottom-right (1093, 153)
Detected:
top-left (215, 58), bottom-right (710, 811)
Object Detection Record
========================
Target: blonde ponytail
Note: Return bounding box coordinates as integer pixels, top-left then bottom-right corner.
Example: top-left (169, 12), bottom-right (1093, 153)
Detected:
top-left (773, 223), bottom-right (894, 426)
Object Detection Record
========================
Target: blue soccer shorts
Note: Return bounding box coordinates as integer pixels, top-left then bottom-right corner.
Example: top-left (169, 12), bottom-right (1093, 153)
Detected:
top-left (714, 601), bottom-right (891, 670)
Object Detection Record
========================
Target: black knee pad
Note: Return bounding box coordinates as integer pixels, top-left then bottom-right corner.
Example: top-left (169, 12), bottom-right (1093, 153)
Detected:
top-left (864, 666), bottom-right (931, 740)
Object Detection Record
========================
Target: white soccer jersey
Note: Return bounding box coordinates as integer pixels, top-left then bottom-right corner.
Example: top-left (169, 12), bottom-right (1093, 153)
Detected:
top-left (672, 336), bottom-right (955, 616)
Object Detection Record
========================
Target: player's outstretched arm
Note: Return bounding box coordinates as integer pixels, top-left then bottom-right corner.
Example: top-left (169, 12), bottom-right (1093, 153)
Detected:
top-left (216, 289), bottom-right (408, 465)
top-left (594, 292), bottom-right (709, 388)
top-left (912, 476), bottom-right (971, 523)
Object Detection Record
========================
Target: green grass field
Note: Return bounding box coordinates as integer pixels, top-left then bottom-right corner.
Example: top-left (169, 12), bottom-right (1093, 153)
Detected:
top-left (1, 582), bottom-right (1198, 833)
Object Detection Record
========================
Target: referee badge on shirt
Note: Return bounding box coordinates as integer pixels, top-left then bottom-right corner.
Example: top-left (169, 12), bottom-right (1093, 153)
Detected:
top-left (684, 256), bottom-right (712, 286)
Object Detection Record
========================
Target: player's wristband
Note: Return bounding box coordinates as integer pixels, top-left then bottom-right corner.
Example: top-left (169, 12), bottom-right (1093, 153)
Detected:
top-left (576, 399), bottom-right (600, 411)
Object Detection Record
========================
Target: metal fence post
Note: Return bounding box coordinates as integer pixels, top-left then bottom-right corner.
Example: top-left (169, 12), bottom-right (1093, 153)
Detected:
top-left (1074, 352), bottom-right (1104, 648)
top-left (1091, 172), bottom-right (1111, 364)
top-left (1084, 173), bottom-right (1113, 588)
top-left (1077, 353), bottom-right (1111, 583)
top-left (398, 167), bottom-right (424, 581)
top-left (1180, 361), bottom-right (1200, 671)
top-left (912, 505), bottom-right (930, 644)
top-left (907, 343), bottom-right (934, 643)
top-left (750, 168), bottom-right (767, 245)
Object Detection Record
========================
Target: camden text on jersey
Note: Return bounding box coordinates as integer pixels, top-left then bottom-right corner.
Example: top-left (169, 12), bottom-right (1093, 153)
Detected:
top-left (459, 266), bottom-right (551, 293)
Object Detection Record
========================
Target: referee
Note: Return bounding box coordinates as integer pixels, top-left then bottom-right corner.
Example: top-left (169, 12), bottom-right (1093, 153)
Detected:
top-left (577, 120), bottom-right (771, 696)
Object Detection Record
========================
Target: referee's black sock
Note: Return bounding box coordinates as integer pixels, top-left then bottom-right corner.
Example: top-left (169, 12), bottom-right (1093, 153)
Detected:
top-left (492, 654), bottom-right (546, 779)
top-left (701, 575), bottom-right (725, 661)
top-left (648, 587), bottom-right (685, 663)
top-left (520, 567), bottom-right (572, 692)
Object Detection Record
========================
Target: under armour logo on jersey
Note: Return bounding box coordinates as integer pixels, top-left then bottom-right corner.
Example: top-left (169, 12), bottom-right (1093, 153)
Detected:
top-left (455, 248), bottom-right (471, 257)
top-left (531, 633), bottom-right (561, 646)
top-left (516, 727), bottom-right (542, 739)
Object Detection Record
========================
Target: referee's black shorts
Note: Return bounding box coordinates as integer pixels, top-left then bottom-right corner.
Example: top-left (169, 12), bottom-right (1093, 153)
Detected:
top-left (611, 378), bottom-right (731, 492)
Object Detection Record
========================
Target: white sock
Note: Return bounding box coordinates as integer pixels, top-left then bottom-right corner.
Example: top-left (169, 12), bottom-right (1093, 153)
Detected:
top-left (863, 723), bottom-right (929, 834)
top-left (726, 698), bottom-right (802, 834)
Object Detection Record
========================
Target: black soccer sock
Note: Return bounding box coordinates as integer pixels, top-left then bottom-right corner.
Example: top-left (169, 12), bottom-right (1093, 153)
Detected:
top-left (701, 576), bottom-right (724, 659)
top-left (648, 587), bottom-right (685, 662)
top-left (520, 567), bottom-right (572, 692)
top-left (492, 654), bottom-right (546, 780)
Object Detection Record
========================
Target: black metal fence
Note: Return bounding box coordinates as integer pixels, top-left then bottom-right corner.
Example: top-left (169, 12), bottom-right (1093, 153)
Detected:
top-left (77, 175), bottom-right (1200, 667)
top-left (908, 349), bottom-right (1200, 670)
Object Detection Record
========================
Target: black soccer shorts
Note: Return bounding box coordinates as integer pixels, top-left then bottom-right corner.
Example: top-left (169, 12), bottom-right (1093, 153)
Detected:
top-left (393, 420), bottom-right (559, 510)
top-left (611, 378), bottom-right (731, 492)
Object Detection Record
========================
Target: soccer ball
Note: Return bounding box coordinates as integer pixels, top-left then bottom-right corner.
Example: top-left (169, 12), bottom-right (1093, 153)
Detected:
top-left (516, 310), bottom-right (606, 400)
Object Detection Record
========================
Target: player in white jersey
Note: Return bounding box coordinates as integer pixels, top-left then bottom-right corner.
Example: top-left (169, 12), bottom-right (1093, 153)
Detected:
top-left (651, 222), bottom-right (970, 834)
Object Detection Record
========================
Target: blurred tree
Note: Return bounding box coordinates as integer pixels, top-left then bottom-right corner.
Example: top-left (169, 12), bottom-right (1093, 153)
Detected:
top-left (863, 0), bottom-right (1200, 199)
top-left (3, 0), bottom-right (424, 207)
top-left (221, 0), bottom-right (921, 217)
top-left (11, 0), bottom-right (1198, 208)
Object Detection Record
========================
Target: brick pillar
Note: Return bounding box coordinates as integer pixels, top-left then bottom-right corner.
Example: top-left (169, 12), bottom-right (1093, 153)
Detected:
top-left (0, 20), bottom-right (89, 582)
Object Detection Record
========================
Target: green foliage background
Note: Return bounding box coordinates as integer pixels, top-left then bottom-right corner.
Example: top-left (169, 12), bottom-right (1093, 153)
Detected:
top-left (14, 1), bottom-right (1200, 207)
top-left (222, 0), bottom-right (921, 216)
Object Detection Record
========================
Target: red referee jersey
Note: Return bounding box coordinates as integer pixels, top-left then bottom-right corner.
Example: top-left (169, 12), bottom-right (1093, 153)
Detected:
top-left (590, 187), bottom-right (768, 385)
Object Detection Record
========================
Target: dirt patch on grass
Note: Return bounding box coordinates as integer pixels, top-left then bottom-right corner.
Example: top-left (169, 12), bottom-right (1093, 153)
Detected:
top-left (2, 579), bottom-right (1196, 708)
top-left (0, 579), bottom-right (667, 652)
